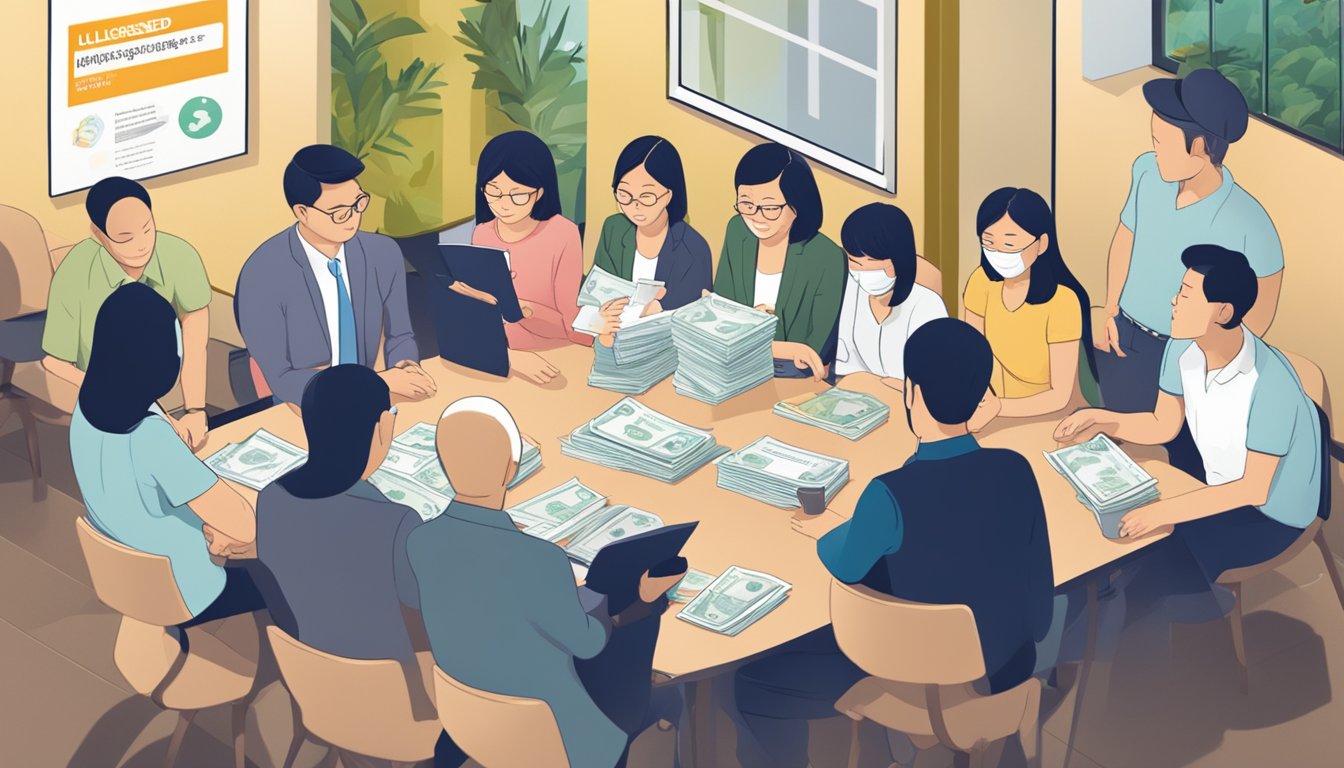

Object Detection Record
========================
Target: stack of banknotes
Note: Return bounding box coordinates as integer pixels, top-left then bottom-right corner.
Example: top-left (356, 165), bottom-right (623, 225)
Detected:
top-left (773, 388), bottom-right (891, 440)
top-left (368, 422), bottom-right (541, 522)
top-left (561, 398), bottom-right (728, 482)
top-left (716, 436), bottom-right (849, 508)
top-left (667, 568), bottom-right (717, 603)
top-left (671, 294), bottom-right (777, 404)
top-left (1045, 434), bottom-right (1160, 535)
top-left (204, 429), bottom-right (306, 490)
top-left (572, 265), bottom-right (664, 335)
top-left (506, 477), bottom-right (669, 565)
top-left (589, 313), bottom-right (678, 394)
top-left (677, 566), bottom-right (792, 636)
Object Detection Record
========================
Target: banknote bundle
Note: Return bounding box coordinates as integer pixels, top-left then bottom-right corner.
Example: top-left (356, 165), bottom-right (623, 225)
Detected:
top-left (1045, 434), bottom-right (1160, 535)
top-left (677, 566), bottom-right (792, 636)
top-left (572, 265), bottom-right (664, 336)
top-left (508, 477), bottom-right (672, 564)
top-left (588, 313), bottom-right (678, 394)
top-left (204, 429), bottom-right (307, 490)
top-left (773, 388), bottom-right (891, 440)
top-left (561, 398), bottom-right (728, 483)
top-left (671, 294), bottom-right (777, 404)
top-left (667, 568), bottom-right (717, 603)
top-left (716, 436), bottom-right (849, 508)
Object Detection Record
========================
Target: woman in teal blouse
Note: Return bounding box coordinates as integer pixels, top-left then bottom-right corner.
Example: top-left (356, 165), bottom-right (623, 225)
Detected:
top-left (714, 143), bottom-right (846, 380)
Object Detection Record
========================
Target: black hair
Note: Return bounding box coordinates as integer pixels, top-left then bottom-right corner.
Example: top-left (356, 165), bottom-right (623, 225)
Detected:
top-left (284, 144), bottom-right (366, 209)
top-left (905, 318), bottom-right (994, 425)
top-left (976, 187), bottom-right (1098, 384)
top-left (841, 203), bottom-right (918, 307)
top-left (475, 130), bottom-right (562, 224)
top-left (78, 283), bottom-right (180, 434)
top-left (1162, 115), bottom-right (1231, 167)
top-left (86, 176), bottom-right (151, 234)
top-left (277, 365), bottom-right (392, 499)
top-left (734, 143), bottom-right (823, 243)
top-left (1181, 244), bottom-right (1258, 330)
top-left (612, 136), bottom-right (688, 225)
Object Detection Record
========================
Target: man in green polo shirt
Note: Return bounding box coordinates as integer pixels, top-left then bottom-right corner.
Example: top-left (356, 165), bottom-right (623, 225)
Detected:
top-left (42, 176), bottom-right (212, 448)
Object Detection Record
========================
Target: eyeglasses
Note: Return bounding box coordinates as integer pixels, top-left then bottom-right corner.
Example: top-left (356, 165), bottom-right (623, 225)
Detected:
top-left (615, 188), bottom-right (670, 207)
top-left (483, 187), bottom-right (538, 206)
top-left (734, 201), bottom-right (790, 221)
top-left (308, 194), bottom-right (370, 224)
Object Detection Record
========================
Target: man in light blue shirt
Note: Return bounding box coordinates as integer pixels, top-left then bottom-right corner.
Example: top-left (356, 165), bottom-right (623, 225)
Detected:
top-left (1095, 69), bottom-right (1284, 414)
top-left (1056, 246), bottom-right (1321, 606)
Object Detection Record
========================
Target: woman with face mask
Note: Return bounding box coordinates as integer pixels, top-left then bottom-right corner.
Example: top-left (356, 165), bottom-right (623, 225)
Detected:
top-left (962, 187), bottom-right (1098, 432)
top-left (713, 143), bottom-right (846, 381)
top-left (834, 204), bottom-right (947, 385)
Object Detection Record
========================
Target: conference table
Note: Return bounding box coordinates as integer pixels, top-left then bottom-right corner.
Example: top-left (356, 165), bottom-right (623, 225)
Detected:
top-left (200, 344), bottom-right (1201, 765)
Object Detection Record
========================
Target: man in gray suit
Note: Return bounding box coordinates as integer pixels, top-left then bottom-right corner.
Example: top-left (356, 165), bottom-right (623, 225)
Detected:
top-left (235, 144), bottom-right (436, 405)
top-left (410, 397), bottom-right (683, 768)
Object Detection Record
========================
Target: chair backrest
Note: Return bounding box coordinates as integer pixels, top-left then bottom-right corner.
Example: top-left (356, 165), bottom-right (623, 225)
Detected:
top-left (830, 581), bottom-right (986, 686)
top-left (431, 665), bottom-right (570, 768)
top-left (0, 205), bottom-right (55, 320)
top-left (74, 517), bottom-right (193, 627)
top-left (1281, 351), bottom-right (1335, 523)
top-left (266, 626), bottom-right (434, 760)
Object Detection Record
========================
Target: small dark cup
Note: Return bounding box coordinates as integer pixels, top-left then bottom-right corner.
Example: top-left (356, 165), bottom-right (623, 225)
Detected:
top-left (796, 487), bottom-right (826, 516)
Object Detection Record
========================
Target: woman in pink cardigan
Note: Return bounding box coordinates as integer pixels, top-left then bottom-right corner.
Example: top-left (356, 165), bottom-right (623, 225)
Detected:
top-left (452, 131), bottom-right (587, 384)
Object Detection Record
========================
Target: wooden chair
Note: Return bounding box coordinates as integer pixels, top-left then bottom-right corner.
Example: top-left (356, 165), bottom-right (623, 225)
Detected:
top-left (266, 626), bottom-right (441, 768)
top-left (74, 517), bottom-right (260, 768)
top-left (431, 664), bottom-right (570, 768)
top-left (1213, 352), bottom-right (1344, 693)
top-left (831, 581), bottom-right (1041, 768)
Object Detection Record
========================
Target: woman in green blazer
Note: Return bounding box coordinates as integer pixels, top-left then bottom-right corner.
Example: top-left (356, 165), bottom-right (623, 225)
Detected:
top-left (714, 143), bottom-right (846, 380)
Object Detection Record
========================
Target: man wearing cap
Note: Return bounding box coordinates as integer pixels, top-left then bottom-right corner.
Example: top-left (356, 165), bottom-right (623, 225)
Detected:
top-left (1094, 68), bottom-right (1284, 414)
top-left (235, 144), bottom-right (436, 406)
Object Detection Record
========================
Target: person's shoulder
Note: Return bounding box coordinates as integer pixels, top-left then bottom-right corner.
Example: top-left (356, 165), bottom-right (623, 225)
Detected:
top-left (56, 238), bottom-right (100, 270)
top-left (1164, 337), bottom-right (1197, 360)
top-left (973, 446), bottom-right (1039, 483)
top-left (352, 230), bottom-right (402, 261)
top-left (1047, 282), bottom-right (1082, 313)
top-left (724, 214), bottom-right (751, 241)
top-left (240, 229), bottom-right (294, 274)
top-left (965, 266), bottom-right (989, 290)
top-left (128, 414), bottom-right (186, 455)
top-left (674, 220), bottom-right (710, 251)
top-left (1252, 337), bottom-right (1303, 394)
top-left (906, 282), bottom-right (943, 306)
top-left (154, 232), bottom-right (200, 258)
top-left (804, 230), bottom-right (843, 256)
top-left (600, 212), bottom-right (631, 237)
top-left (1221, 175), bottom-right (1275, 225)
top-left (1131, 151), bottom-right (1159, 178)
top-left (543, 214), bottom-right (581, 240)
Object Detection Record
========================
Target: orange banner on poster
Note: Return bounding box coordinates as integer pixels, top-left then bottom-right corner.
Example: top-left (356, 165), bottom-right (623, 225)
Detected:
top-left (67, 0), bottom-right (229, 107)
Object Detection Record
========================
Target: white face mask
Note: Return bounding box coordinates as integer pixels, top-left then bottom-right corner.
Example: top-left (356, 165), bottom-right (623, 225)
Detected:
top-left (982, 239), bottom-right (1037, 279)
top-left (850, 267), bottom-right (898, 296)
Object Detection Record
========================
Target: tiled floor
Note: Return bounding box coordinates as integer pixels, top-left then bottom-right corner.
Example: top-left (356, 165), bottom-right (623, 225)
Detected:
top-left (1, 418), bottom-right (1342, 767)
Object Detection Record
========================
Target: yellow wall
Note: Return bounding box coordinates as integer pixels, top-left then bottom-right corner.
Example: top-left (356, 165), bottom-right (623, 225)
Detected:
top-left (0, 0), bottom-right (324, 296)
top-left (586, 0), bottom-right (927, 271)
top-left (1054, 1), bottom-right (1344, 424)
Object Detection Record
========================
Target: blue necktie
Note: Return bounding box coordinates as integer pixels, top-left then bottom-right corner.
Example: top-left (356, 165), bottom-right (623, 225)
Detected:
top-left (327, 258), bottom-right (358, 365)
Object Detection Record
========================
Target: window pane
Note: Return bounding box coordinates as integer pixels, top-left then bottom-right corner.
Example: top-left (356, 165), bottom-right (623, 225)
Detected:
top-left (1268, 0), bottom-right (1342, 147)
top-left (1165, 0), bottom-right (1210, 65)
top-left (1212, 0), bottom-right (1265, 113)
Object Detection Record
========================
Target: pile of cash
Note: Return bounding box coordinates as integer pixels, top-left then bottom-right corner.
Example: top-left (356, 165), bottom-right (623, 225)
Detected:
top-left (572, 265), bottom-right (664, 336)
top-left (716, 436), bottom-right (849, 508)
top-left (678, 566), bottom-right (792, 636)
top-left (204, 429), bottom-right (306, 490)
top-left (1045, 434), bottom-right (1160, 535)
top-left (671, 294), bottom-right (777, 404)
top-left (561, 398), bottom-right (728, 483)
top-left (667, 569), bottom-right (717, 603)
top-left (774, 388), bottom-right (891, 440)
top-left (589, 313), bottom-right (678, 394)
top-left (564, 505), bottom-right (666, 565)
top-left (368, 422), bottom-right (542, 522)
top-left (508, 479), bottom-right (671, 564)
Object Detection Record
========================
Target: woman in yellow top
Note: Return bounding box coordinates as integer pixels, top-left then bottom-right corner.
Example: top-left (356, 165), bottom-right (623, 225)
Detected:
top-left (963, 187), bottom-right (1097, 431)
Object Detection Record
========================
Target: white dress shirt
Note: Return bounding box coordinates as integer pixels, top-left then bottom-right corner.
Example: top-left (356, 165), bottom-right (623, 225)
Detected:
top-left (295, 224), bottom-right (352, 361)
top-left (753, 269), bottom-right (783, 309)
top-left (1176, 326), bottom-right (1259, 486)
top-left (631, 249), bottom-right (659, 283)
top-left (834, 280), bottom-right (947, 378)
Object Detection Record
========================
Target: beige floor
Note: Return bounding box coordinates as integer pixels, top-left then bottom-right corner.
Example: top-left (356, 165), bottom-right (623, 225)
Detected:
top-left (1, 418), bottom-right (1342, 767)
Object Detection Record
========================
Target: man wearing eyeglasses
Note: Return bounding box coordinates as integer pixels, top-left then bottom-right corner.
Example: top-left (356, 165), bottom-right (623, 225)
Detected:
top-left (43, 176), bottom-right (214, 448)
top-left (235, 144), bottom-right (436, 406)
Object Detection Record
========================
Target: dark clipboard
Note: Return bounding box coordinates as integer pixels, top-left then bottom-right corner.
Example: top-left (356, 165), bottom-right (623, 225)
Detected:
top-left (584, 521), bottom-right (698, 614)
top-left (437, 245), bottom-right (524, 322)
top-left (429, 245), bottom-right (523, 377)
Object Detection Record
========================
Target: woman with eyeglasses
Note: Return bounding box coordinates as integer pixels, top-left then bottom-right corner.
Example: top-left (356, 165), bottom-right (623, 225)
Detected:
top-left (713, 143), bottom-right (846, 381)
top-left (457, 130), bottom-right (585, 384)
top-left (589, 136), bottom-right (712, 335)
top-left (962, 187), bottom-right (1097, 432)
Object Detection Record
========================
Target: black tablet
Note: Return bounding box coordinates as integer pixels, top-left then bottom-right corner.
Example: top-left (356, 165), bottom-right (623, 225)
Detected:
top-left (584, 521), bottom-right (698, 613)
top-left (438, 244), bottom-right (524, 323)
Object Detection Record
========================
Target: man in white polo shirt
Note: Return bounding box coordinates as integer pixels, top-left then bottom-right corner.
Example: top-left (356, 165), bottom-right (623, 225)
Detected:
top-left (1055, 245), bottom-right (1321, 606)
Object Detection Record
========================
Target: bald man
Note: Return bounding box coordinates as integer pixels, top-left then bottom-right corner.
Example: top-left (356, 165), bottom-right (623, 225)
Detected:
top-left (408, 397), bottom-right (683, 768)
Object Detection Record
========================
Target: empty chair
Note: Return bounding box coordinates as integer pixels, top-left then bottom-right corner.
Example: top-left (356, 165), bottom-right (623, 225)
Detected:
top-left (432, 664), bottom-right (569, 768)
top-left (831, 581), bottom-right (1041, 768)
top-left (1213, 352), bottom-right (1344, 692)
top-left (75, 517), bottom-right (259, 768)
top-left (267, 626), bottom-right (440, 768)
